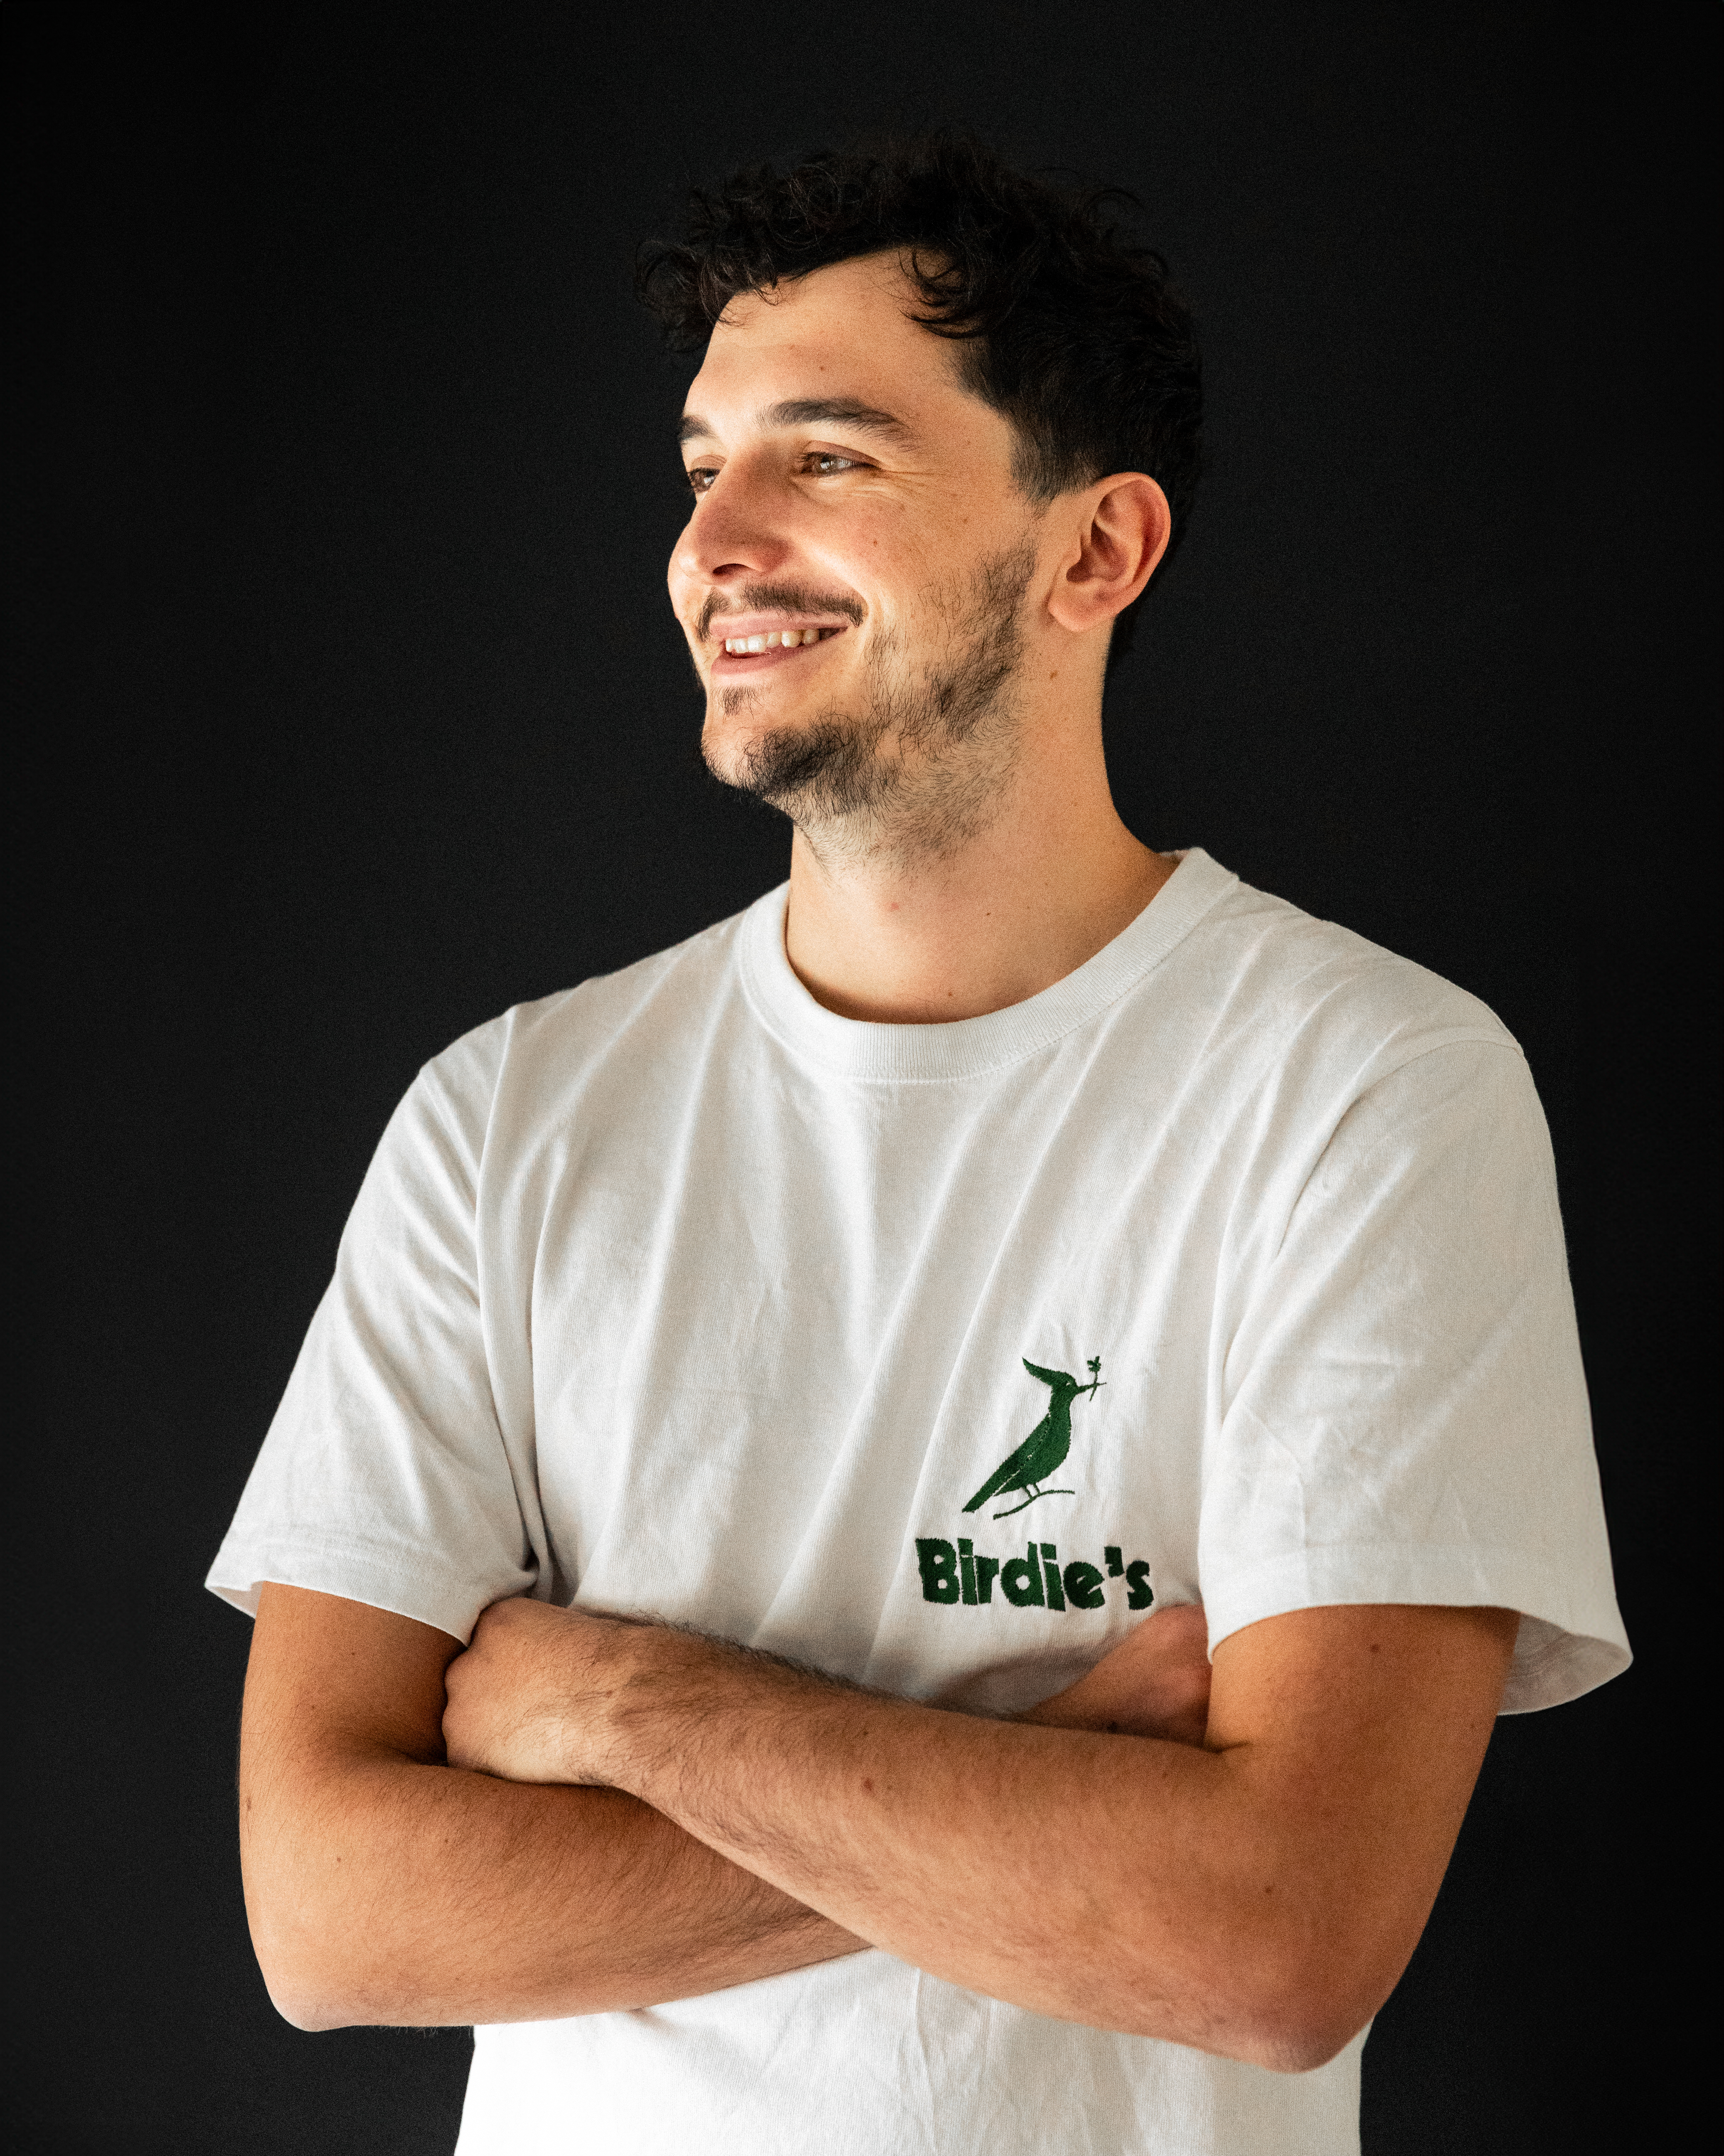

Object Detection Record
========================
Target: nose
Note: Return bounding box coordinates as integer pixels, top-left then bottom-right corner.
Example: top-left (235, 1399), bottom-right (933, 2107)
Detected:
top-left (673, 456), bottom-right (798, 588)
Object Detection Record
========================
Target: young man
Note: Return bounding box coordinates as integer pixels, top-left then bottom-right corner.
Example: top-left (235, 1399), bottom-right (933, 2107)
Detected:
top-left (212, 139), bottom-right (1627, 2155)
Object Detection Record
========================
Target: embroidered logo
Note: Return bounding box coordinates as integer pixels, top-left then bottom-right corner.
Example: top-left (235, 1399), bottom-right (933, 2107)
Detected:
top-left (962, 1357), bottom-right (1103, 1519)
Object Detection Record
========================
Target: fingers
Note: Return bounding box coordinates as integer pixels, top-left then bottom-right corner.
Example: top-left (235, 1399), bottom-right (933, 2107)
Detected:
top-left (1020, 1601), bottom-right (1213, 1745)
top-left (1136, 1601), bottom-right (1209, 1658)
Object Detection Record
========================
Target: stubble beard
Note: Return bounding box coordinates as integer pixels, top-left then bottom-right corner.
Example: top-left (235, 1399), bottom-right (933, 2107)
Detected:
top-left (701, 541), bottom-right (1038, 870)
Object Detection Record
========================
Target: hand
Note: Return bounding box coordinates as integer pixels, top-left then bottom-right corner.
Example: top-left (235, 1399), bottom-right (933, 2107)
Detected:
top-left (1018, 1602), bottom-right (1212, 1747)
top-left (442, 1597), bottom-right (644, 1786)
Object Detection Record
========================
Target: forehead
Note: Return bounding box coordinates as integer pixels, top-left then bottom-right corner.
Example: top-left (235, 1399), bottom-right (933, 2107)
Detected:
top-left (684, 253), bottom-right (999, 446)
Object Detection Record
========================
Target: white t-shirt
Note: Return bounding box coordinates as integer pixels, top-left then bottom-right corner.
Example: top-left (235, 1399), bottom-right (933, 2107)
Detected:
top-left (209, 847), bottom-right (1628, 2156)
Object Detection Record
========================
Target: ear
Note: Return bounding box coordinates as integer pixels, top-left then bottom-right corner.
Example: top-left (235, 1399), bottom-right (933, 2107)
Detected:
top-left (1046, 473), bottom-right (1172, 638)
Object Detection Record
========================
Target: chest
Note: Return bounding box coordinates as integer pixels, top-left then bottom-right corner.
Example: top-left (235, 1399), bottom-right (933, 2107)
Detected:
top-left (491, 1059), bottom-right (1265, 1692)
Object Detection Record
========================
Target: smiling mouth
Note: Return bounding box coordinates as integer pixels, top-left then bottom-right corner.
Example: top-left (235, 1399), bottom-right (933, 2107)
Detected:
top-left (724, 626), bottom-right (833, 653)
top-left (710, 624), bottom-right (847, 671)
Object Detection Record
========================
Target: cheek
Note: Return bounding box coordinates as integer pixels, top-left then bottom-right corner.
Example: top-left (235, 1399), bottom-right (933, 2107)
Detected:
top-left (861, 508), bottom-right (976, 595)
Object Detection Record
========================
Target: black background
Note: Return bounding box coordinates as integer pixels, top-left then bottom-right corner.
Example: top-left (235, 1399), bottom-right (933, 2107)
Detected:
top-left (13, 4), bottom-right (1718, 2150)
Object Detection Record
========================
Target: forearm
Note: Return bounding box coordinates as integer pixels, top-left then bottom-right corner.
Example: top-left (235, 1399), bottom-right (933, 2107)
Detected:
top-left (237, 1583), bottom-right (863, 2030)
top-left (599, 1646), bottom-right (1266, 2055)
top-left (559, 1608), bottom-right (1510, 2070)
top-left (243, 1744), bottom-right (861, 2029)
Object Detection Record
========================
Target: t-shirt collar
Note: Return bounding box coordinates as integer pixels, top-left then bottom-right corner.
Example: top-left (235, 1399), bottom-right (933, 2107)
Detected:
top-left (738, 847), bottom-right (1238, 1082)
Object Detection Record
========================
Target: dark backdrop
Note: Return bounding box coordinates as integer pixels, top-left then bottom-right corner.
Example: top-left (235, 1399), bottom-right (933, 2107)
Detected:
top-left (13, 4), bottom-right (1718, 2150)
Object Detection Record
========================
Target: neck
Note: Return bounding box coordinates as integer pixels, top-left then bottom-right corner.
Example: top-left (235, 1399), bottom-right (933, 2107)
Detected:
top-left (782, 719), bottom-right (1172, 1024)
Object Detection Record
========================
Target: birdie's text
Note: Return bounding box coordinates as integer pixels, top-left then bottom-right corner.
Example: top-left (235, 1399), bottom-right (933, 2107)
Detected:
top-left (915, 1537), bottom-right (1154, 1611)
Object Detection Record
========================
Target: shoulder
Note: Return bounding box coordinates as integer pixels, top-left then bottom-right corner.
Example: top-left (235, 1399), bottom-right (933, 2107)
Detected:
top-left (1175, 861), bottom-right (1522, 1092)
top-left (405, 893), bottom-right (772, 1145)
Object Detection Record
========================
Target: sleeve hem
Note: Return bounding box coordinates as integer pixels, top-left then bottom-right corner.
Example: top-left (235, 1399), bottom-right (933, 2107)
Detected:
top-left (1200, 1543), bottom-right (1631, 1713)
top-left (204, 1529), bottom-right (537, 1645)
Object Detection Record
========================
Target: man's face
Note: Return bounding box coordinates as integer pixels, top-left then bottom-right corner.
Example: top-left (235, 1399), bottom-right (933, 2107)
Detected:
top-left (669, 254), bottom-right (1047, 857)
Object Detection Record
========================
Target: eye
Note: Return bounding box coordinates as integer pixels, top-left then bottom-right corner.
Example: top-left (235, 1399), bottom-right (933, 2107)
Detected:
top-left (805, 451), bottom-right (864, 477)
top-left (685, 464), bottom-right (720, 496)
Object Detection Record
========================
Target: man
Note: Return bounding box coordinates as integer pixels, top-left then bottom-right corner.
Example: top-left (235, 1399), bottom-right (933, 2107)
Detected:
top-left (212, 138), bottom-right (1627, 2155)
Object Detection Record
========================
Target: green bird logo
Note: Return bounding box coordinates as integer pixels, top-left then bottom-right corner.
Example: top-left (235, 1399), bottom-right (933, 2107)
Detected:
top-left (962, 1357), bottom-right (1104, 1520)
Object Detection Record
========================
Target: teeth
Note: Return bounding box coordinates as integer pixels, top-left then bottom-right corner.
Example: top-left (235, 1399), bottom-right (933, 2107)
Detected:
top-left (722, 628), bottom-right (824, 654)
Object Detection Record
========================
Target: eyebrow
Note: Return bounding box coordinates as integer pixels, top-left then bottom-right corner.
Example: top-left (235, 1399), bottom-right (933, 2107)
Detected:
top-left (678, 398), bottom-right (915, 447)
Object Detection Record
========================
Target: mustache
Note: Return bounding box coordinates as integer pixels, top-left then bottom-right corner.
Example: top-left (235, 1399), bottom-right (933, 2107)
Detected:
top-left (696, 583), bottom-right (867, 644)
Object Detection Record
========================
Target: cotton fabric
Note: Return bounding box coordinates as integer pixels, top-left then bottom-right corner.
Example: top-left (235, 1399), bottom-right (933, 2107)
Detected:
top-left (209, 847), bottom-right (1627, 2154)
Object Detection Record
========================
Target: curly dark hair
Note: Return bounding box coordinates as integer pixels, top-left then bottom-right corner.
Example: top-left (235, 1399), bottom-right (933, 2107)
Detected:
top-left (637, 133), bottom-right (1202, 669)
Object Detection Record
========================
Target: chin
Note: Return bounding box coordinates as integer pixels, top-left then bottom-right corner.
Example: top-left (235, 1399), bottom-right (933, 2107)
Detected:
top-left (700, 702), bottom-right (771, 788)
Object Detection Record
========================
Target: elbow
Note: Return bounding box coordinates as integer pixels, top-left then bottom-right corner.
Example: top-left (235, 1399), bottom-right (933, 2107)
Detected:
top-left (1220, 1965), bottom-right (1382, 2075)
top-left (250, 1903), bottom-right (458, 2032)
top-left (1247, 2008), bottom-right (1369, 2077)
top-left (256, 1949), bottom-right (415, 2033)
top-left (248, 1905), bottom-right (392, 2033)
top-left (265, 1982), bottom-right (356, 2034)
top-left (1182, 1895), bottom-right (1401, 2074)
top-left (1103, 1953), bottom-right (1374, 2071)
top-left (1109, 1932), bottom-right (1376, 2073)
top-left (252, 1932), bottom-right (367, 2033)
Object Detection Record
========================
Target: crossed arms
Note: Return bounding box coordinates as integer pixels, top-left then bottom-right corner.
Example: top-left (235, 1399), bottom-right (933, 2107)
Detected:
top-left (240, 1582), bottom-right (1515, 2071)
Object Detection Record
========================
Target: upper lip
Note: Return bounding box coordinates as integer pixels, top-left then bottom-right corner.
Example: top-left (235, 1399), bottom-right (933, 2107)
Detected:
top-left (706, 612), bottom-right (851, 643)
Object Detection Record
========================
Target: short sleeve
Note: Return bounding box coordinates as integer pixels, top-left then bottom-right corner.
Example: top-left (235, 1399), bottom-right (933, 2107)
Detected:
top-left (1199, 1037), bottom-right (1629, 1712)
top-left (205, 1045), bottom-right (537, 1642)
